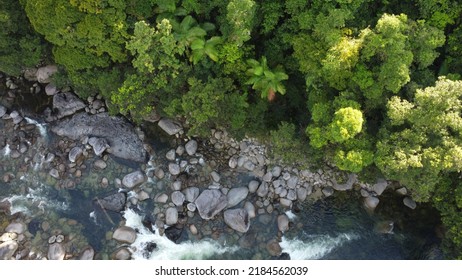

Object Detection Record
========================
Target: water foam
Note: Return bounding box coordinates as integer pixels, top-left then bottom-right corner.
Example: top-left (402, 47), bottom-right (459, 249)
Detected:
top-left (6, 186), bottom-right (68, 215)
top-left (25, 117), bottom-right (48, 138)
top-left (123, 209), bottom-right (238, 260)
top-left (2, 143), bottom-right (11, 157)
top-left (280, 233), bottom-right (359, 260)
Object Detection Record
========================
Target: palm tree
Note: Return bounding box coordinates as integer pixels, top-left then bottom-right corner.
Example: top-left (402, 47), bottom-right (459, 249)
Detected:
top-left (245, 56), bottom-right (288, 101)
top-left (190, 36), bottom-right (223, 64)
top-left (171, 16), bottom-right (206, 54)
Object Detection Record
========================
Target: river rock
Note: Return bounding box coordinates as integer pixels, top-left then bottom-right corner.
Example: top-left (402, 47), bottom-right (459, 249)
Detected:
top-left (168, 163), bottom-right (180, 176)
top-left (189, 224), bottom-right (198, 235)
top-left (185, 139), bottom-right (198, 155)
top-left (36, 65), bottom-right (57, 83)
top-left (0, 241), bottom-right (18, 260)
top-left (23, 68), bottom-right (38, 81)
top-left (271, 166), bottom-right (282, 178)
top-left (94, 159), bottom-right (107, 170)
top-left (0, 233), bottom-right (17, 242)
top-left (98, 192), bottom-right (126, 212)
top-left (244, 202), bottom-right (256, 219)
top-left (122, 171), bottom-right (146, 189)
top-left (228, 156), bottom-right (238, 168)
top-left (45, 83), bottom-right (58, 96)
top-left (165, 207), bottom-right (179, 225)
top-left (210, 171), bottom-right (221, 182)
top-left (10, 111), bottom-right (23, 124)
top-left (0, 105), bottom-right (6, 118)
top-left (158, 118), bottom-right (182, 135)
top-left (51, 112), bottom-right (147, 162)
top-left (279, 198), bottom-right (292, 208)
top-left (183, 187), bottom-right (200, 202)
top-left (287, 176), bottom-right (299, 189)
top-left (277, 214), bottom-right (289, 232)
top-left (88, 137), bottom-right (109, 156)
top-left (248, 180), bottom-right (259, 193)
top-left (113, 226), bottom-right (137, 244)
top-left (403, 197), bottom-right (417, 209)
top-left (297, 187), bottom-right (308, 202)
top-left (5, 222), bottom-right (26, 234)
top-left (364, 196), bottom-right (380, 211)
top-left (155, 168), bottom-right (165, 179)
top-left (396, 187), bottom-right (407, 196)
top-left (49, 168), bottom-right (60, 179)
top-left (227, 187), bottom-right (249, 208)
top-left (372, 178), bottom-right (388, 196)
top-left (333, 173), bottom-right (357, 191)
top-left (53, 92), bottom-right (86, 119)
top-left (79, 246), bottom-right (95, 260)
top-left (47, 243), bottom-right (65, 260)
top-left (266, 239), bottom-right (282, 257)
top-left (322, 186), bottom-right (334, 197)
top-left (155, 193), bottom-right (169, 203)
top-left (113, 248), bottom-right (131, 260)
top-left (195, 189), bottom-right (228, 220)
top-left (171, 191), bottom-right (185, 206)
top-left (224, 208), bottom-right (250, 233)
top-left (262, 172), bottom-right (273, 183)
top-left (166, 149), bottom-right (176, 161)
top-left (187, 203), bottom-right (196, 212)
top-left (257, 182), bottom-right (269, 197)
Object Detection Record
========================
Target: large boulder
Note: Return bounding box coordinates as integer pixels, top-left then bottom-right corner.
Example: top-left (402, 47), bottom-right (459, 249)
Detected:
top-left (51, 112), bottom-right (147, 162)
top-left (227, 187), bottom-right (249, 208)
top-left (112, 226), bottom-right (137, 244)
top-left (224, 208), bottom-right (250, 233)
top-left (195, 189), bottom-right (228, 220)
top-left (36, 65), bottom-right (57, 83)
top-left (97, 192), bottom-right (126, 212)
top-left (122, 171), bottom-right (146, 189)
top-left (53, 92), bottom-right (85, 119)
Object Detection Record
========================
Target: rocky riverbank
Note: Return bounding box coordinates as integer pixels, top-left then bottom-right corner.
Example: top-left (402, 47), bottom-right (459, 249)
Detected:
top-left (0, 69), bottom-right (420, 260)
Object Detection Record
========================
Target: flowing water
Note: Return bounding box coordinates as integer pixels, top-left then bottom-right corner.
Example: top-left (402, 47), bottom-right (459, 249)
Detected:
top-left (0, 80), bottom-right (443, 260)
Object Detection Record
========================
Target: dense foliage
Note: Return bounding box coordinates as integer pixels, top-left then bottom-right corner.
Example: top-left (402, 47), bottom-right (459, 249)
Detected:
top-left (2, 0), bottom-right (462, 258)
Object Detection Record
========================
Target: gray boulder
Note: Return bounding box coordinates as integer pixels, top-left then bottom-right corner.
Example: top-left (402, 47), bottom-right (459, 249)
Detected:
top-left (51, 112), bottom-right (147, 162)
top-left (165, 207), bottom-right (178, 225)
top-left (53, 92), bottom-right (86, 119)
top-left (195, 189), bottom-right (228, 220)
top-left (112, 226), bottom-right (137, 244)
top-left (122, 171), bottom-right (146, 189)
top-left (171, 191), bottom-right (185, 206)
top-left (185, 139), bottom-right (198, 155)
top-left (36, 65), bottom-right (57, 83)
top-left (403, 197), bottom-right (417, 209)
top-left (277, 214), bottom-right (289, 232)
top-left (158, 118), bottom-right (182, 135)
top-left (227, 187), bottom-right (249, 208)
top-left (364, 196), bottom-right (380, 211)
top-left (372, 178), bottom-right (388, 196)
top-left (88, 137), bottom-right (109, 156)
top-left (68, 146), bottom-right (83, 163)
top-left (98, 192), bottom-right (126, 212)
top-left (224, 208), bottom-right (250, 233)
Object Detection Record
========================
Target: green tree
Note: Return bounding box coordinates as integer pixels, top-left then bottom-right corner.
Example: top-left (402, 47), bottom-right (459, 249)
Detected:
top-left (245, 56), bottom-right (288, 101)
top-left (0, 0), bottom-right (43, 75)
top-left (376, 77), bottom-right (462, 201)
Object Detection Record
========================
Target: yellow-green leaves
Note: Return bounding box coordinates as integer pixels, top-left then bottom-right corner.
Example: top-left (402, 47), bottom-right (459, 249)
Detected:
top-left (330, 107), bottom-right (364, 143)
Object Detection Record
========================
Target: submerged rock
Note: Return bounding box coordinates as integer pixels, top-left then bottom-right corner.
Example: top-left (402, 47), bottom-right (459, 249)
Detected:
top-left (51, 112), bottom-right (147, 162)
top-left (364, 196), bottom-right (380, 211)
top-left (98, 192), bottom-right (126, 212)
top-left (277, 214), bottom-right (289, 232)
top-left (195, 189), bottom-right (228, 220)
top-left (224, 208), bottom-right (250, 233)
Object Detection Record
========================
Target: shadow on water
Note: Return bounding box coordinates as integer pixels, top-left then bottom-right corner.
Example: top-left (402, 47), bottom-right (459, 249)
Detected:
top-left (59, 189), bottom-right (123, 252)
top-left (289, 191), bottom-right (442, 260)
